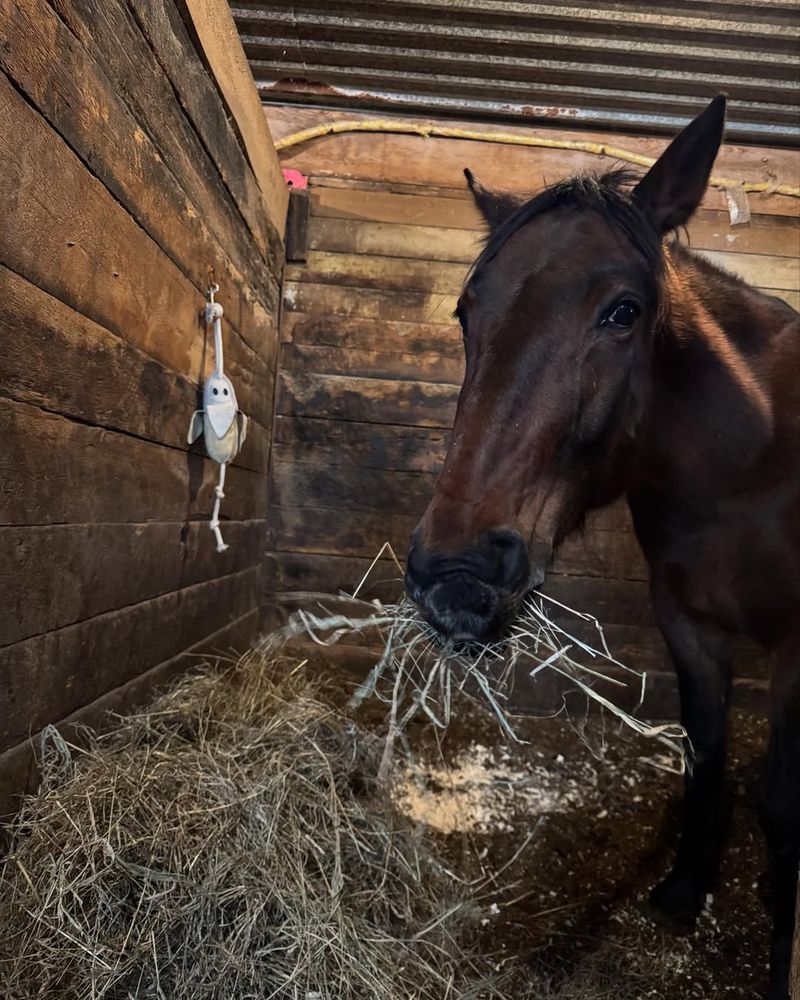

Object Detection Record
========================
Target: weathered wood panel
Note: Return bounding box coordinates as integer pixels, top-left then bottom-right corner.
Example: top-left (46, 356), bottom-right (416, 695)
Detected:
top-left (1, 520), bottom-right (264, 648)
top-left (269, 106), bottom-right (800, 218)
top-left (267, 505), bottom-right (648, 580)
top-left (310, 187), bottom-right (800, 258)
top-left (270, 458), bottom-right (634, 533)
top-left (288, 248), bottom-right (800, 296)
top-left (0, 72), bottom-right (272, 418)
top-left (277, 371), bottom-right (459, 427)
top-left (281, 342), bottom-right (464, 384)
top-left (0, 567), bottom-right (259, 752)
top-left (1, 267), bottom-right (270, 473)
top-left (0, 401), bottom-right (264, 527)
top-left (52, 0), bottom-right (281, 281)
top-left (283, 280), bottom-right (459, 324)
top-left (1, 0), bottom-right (282, 810)
top-left (0, 0), bottom-right (277, 358)
top-left (283, 313), bottom-right (462, 354)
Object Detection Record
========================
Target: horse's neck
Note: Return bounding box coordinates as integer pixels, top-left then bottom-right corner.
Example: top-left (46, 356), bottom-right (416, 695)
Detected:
top-left (638, 245), bottom-right (795, 501)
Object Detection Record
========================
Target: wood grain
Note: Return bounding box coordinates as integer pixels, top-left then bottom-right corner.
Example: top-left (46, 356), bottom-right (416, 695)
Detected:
top-left (310, 187), bottom-right (800, 259)
top-left (0, 0), bottom-right (278, 359)
top-left (269, 106), bottom-right (800, 219)
top-left (50, 0), bottom-right (278, 275)
top-left (0, 266), bottom-right (270, 471)
top-left (0, 400), bottom-right (263, 526)
top-left (0, 567), bottom-right (259, 752)
top-left (0, 73), bottom-right (272, 417)
top-left (1, 520), bottom-right (264, 648)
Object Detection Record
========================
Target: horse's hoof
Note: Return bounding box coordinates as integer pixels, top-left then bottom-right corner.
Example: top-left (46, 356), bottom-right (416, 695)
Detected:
top-left (648, 870), bottom-right (706, 930)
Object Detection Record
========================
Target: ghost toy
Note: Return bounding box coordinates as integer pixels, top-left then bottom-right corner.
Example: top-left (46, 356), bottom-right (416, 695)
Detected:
top-left (188, 285), bottom-right (248, 552)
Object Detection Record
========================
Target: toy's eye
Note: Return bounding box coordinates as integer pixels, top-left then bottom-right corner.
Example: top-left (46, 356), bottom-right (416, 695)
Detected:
top-left (223, 388), bottom-right (229, 396)
top-left (213, 387), bottom-right (219, 395)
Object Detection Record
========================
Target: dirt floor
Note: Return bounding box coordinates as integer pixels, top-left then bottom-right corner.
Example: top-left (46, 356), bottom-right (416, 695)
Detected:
top-left (378, 698), bottom-right (771, 1000)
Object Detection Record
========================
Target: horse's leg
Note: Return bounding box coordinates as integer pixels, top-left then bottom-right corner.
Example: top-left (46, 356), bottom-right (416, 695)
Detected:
top-left (759, 638), bottom-right (800, 1000)
top-left (650, 588), bottom-right (733, 924)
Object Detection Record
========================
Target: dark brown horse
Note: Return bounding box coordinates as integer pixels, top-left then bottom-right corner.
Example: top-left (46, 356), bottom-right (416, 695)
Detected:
top-left (405, 97), bottom-right (800, 999)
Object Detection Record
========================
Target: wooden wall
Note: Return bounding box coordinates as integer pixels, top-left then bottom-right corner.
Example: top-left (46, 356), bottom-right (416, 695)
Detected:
top-left (0, 0), bottom-right (284, 815)
top-left (265, 106), bottom-right (799, 716)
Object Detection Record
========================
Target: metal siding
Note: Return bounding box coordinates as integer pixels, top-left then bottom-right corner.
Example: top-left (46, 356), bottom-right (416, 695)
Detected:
top-left (229, 0), bottom-right (800, 145)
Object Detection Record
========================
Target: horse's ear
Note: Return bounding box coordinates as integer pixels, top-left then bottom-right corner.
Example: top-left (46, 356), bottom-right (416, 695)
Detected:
top-left (632, 95), bottom-right (726, 233)
top-left (464, 168), bottom-right (522, 233)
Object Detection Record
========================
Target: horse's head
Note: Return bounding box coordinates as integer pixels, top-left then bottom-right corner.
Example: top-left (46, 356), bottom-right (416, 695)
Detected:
top-left (406, 96), bottom-right (727, 641)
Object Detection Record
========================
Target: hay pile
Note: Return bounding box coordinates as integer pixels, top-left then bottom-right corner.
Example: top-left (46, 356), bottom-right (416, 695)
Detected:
top-left (0, 650), bottom-right (505, 1000)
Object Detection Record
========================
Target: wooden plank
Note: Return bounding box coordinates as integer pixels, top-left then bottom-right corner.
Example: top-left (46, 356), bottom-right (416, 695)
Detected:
top-left (274, 416), bottom-right (451, 473)
top-left (276, 371), bottom-right (459, 427)
top-left (0, 0), bottom-right (278, 360)
top-left (776, 289), bottom-right (800, 310)
top-left (180, 0), bottom-right (289, 232)
top-left (289, 247), bottom-right (799, 298)
top-left (310, 217), bottom-right (482, 264)
top-left (283, 281), bottom-right (459, 324)
top-left (269, 457), bottom-right (633, 533)
top-left (0, 267), bottom-right (270, 472)
top-left (0, 72), bottom-right (272, 418)
top-left (696, 249), bottom-right (800, 291)
top-left (284, 313), bottom-right (461, 354)
top-left (50, 0), bottom-right (278, 277)
top-left (311, 187), bottom-right (800, 258)
top-left (0, 567), bottom-right (259, 753)
top-left (310, 211), bottom-right (800, 264)
top-left (285, 251), bottom-right (469, 294)
top-left (270, 106), bottom-right (800, 219)
top-left (267, 504), bottom-right (648, 580)
top-left (285, 189), bottom-right (311, 262)
top-left (0, 400), bottom-right (264, 526)
top-left (0, 606), bottom-right (259, 820)
top-left (129, 0), bottom-right (283, 265)
top-left (280, 342), bottom-right (464, 385)
top-left (0, 520), bottom-right (264, 648)
top-left (311, 185), bottom-right (481, 230)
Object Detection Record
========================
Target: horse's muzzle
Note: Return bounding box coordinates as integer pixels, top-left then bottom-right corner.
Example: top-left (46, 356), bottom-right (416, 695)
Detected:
top-left (405, 529), bottom-right (539, 641)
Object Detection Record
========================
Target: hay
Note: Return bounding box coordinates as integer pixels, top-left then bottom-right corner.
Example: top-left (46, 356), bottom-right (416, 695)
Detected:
top-left (278, 547), bottom-right (687, 779)
top-left (0, 650), bottom-right (506, 1000)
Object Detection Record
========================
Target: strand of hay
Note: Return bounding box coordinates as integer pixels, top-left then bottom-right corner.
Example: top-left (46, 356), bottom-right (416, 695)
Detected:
top-left (277, 547), bottom-right (686, 779)
top-left (0, 651), bottom-right (507, 1000)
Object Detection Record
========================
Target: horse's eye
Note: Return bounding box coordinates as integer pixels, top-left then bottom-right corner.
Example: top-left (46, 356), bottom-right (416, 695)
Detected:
top-left (602, 299), bottom-right (640, 331)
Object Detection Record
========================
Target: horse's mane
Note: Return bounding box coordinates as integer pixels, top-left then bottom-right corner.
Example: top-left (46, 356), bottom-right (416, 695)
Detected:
top-left (466, 169), bottom-right (664, 289)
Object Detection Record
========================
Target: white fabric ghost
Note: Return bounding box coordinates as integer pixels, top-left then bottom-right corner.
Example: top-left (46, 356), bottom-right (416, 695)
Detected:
top-left (187, 288), bottom-right (248, 551)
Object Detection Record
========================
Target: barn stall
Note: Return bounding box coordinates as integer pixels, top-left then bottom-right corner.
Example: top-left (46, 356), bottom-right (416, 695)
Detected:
top-left (1, 1), bottom-right (799, 998)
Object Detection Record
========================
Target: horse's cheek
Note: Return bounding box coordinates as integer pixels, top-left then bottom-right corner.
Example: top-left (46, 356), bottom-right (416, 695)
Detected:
top-left (576, 348), bottom-right (627, 444)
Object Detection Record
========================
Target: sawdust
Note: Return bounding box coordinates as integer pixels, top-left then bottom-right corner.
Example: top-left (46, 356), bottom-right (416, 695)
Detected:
top-left (393, 743), bottom-right (600, 835)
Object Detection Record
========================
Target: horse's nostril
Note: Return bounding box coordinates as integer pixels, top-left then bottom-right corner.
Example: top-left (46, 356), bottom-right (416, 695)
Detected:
top-left (485, 529), bottom-right (530, 592)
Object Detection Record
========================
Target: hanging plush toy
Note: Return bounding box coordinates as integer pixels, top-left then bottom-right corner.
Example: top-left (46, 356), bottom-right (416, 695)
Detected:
top-left (188, 284), bottom-right (248, 552)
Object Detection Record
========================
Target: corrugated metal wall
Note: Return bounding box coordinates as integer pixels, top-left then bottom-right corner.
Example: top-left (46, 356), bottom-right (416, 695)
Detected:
top-left (230, 0), bottom-right (800, 145)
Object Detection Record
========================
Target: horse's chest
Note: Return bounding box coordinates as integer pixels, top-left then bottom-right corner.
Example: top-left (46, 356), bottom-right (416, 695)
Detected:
top-left (641, 487), bottom-right (800, 641)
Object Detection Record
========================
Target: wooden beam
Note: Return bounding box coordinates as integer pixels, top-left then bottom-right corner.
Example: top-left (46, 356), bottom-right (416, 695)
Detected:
top-left (0, 567), bottom-right (259, 752)
top-left (0, 520), bottom-right (264, 648)
top-left (0, 266), bottom-right (270, 470)
top-left (179, 0), bottom-right (289, 234)
top-left (0, 400), bottom-right (264, 526)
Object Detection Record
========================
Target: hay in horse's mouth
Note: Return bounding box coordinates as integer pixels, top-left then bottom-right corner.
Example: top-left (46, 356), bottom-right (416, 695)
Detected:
top-left (277, 546), bottom-right (687, 780)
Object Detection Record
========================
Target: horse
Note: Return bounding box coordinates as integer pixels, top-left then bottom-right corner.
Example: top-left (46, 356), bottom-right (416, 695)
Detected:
top-left (404, 96), bottom-right (800, 999)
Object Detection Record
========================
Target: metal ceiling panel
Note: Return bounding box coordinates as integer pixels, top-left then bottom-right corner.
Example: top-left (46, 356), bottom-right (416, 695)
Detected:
top-left (230, 1), bottom-right (800, 145)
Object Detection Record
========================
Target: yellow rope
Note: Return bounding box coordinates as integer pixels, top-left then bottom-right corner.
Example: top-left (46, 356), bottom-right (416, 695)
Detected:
top-left (275, 118), bottom-right (800, 199)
